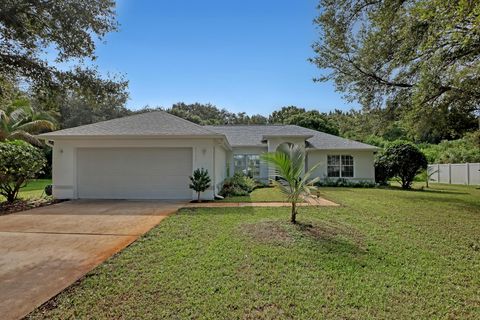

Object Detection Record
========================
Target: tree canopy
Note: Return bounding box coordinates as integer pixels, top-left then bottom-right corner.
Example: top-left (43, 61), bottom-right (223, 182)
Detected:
top-left (312, 0), bottom-right (480, 142)
top-left (0, 0), bottom-right (127, 102)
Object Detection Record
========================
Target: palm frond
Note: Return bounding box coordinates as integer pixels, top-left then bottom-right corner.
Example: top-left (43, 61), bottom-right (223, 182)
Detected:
top-left (8, 130), bottom-right (43, 146)
top-left (9, 107), bottom-right (27, 123)
top-left (15, 120), bottom-right (56, 133)
top-left (0, 109), bottom-right (9, 122)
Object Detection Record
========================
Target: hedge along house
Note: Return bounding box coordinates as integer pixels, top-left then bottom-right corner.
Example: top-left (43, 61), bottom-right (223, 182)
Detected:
top-left (39, 111), bottom-right (377, 201)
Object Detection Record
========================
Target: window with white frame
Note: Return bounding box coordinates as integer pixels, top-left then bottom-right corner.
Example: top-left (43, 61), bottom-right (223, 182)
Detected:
top-left (233, 154), bottom-right (260, 178)
top-left (327, 155), bottom-right (354, 178)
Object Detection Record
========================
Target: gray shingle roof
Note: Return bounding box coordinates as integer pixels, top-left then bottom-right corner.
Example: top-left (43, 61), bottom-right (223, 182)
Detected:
top-left (206, 125), bottom-right (378, 150)
top-left (40, 111), bottom-right (221, 137)
top-left (40, 111), bottom-right (377, 150)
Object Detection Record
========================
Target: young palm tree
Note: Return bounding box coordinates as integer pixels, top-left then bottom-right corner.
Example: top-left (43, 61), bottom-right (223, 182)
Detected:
top-left (261, 143), bottom-right (320, 224)
top-left (0, 94), bottom-right (57, 146)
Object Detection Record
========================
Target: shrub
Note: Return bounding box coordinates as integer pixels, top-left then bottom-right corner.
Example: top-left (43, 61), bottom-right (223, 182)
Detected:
top-left (374, 155), bottom-right (392, 186)
top-left (380, 143), bottom-right (428, 189)
top-left (0, 140), bottom-right (46, 202)
top-left (419, 131), bottom-right (480, 164)
top-left (189, 168), bottom-right (211, 202)
top-left (220, 173), bottom-right (256, 197)
top-left (315, 178), bottom-right (375, 188)
top-left (45, 184), bottom-right (53, 196)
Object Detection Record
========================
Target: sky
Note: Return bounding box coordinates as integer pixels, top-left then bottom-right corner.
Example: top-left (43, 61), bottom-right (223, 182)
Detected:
top-left (91, 0), bottom-right (357, 115)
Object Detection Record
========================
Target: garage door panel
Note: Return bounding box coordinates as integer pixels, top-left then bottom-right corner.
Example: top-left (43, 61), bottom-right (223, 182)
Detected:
top-left (77, 148), bottom-right (192, 199)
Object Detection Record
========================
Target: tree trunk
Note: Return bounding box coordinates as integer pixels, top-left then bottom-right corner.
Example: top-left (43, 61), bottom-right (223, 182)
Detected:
top-left (197, 191), bottom-right (201, 203)
top-left (291, 202), bottom-right (297, 224)
top-left (7, 191), bottom-right (16, 203)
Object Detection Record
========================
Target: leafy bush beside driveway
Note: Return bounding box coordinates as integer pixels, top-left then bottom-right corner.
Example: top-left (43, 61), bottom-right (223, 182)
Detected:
top-left (0, 140), bottom-right (46, 202)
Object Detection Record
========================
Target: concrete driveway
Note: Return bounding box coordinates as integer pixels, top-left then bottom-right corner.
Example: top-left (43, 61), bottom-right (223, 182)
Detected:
top-left (0, 200), bottom-right (186, 320)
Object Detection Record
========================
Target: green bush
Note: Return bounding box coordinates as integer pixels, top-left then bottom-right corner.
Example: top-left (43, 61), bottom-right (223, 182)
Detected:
top-left (220, 173), bottom-right (256, 197)
top-left (419, 131), bottom-right (480, 164)
top-left (315, 178), bottom-right (376, 188)
top-left (0, 140), bottom-right (46, 202)
top-left (377, 143), bottom-right (428, 189)
top-left (374, 155), bottom-right (393, 186)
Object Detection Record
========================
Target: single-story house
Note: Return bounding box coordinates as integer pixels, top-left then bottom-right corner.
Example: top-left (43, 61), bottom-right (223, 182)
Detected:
top-left (39, 111), bottom-right (377, 200)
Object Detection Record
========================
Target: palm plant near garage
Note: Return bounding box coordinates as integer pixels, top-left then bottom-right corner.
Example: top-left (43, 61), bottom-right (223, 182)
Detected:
top-left (0, 94), bottom-right (57, 146)
top-left (261, 143), bottom-right (320, 224)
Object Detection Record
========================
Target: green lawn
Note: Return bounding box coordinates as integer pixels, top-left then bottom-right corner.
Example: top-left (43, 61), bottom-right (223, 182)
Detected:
top-left (29, 184), bottom-right (480, 319)
top-left (219, 186), bottom-right (288, 202)
top-left (0, 179), bottom-right (52, 202)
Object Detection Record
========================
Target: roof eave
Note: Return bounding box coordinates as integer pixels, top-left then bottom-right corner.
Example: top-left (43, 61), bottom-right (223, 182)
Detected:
top-left (306, 147), bottom-right (379, 151)
top-left (262, 134), bottom-right (314, 139)
top-left (37, 133), bottom-right (227, 140)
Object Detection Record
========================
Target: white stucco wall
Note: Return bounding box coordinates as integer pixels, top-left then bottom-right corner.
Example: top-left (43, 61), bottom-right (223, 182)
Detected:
top-left (307, 150), bottom-right (375, 181)
top-left (213, 145), bottom-right (227, 194)
top-left (52, 138), bottom-right (224, 200)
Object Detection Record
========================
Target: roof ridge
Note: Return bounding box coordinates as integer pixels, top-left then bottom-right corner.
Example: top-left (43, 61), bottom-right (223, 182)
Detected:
top-left (205, 124), bottom-right (288, 127)
top-left (162, 111), bottom-right (221, 134)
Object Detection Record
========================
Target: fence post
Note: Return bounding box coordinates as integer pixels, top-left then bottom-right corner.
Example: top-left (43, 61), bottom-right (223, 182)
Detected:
top-left (448, 164), bottom-right (452, 184)
top-left (466, 163), bottom-right (470, 185)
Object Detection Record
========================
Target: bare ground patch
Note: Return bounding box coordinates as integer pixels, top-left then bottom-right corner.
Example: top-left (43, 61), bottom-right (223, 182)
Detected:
top-left (238, 221), bottom-right (294, 246)
top-left (239, 219), bottom-right (365, 250)
top-left (295, 221), bottom-right (366, 249)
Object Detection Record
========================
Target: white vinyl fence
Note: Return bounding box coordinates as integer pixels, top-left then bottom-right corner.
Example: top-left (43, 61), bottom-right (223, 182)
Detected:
top-left (428, 163), bottom-right (480, 185)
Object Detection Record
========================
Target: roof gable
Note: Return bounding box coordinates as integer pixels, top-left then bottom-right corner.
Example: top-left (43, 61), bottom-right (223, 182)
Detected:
top-left (40, 111), bottom-right (221, 138)
top-left (206, 125), bottom-right (377, 150)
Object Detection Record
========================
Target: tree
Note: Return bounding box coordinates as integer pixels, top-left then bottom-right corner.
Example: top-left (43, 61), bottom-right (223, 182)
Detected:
top-left (189, 168), bottom-right (211, 202)
top-left (285, 111), bottom-right (339, 135)
top-left (0, 140), bottom-right (46, 202)
top-left (419, 131), bottom-right (480, 164)
top-left (167, 103), bottom-right (235, 125)
top-left (269, 106), bottom-right (305, 124)
top-left (382, 143), bottom-right (428, 189)
top-left (0, 0), bottom-right (128, 102)
top-left (0, 92), bottom-right (57, 146)
top-left (312, 0), bottom-right (480, 142)
top-left (57, 88), bottom-right (130, 128)
top-left (261, 143), bottom-right (320, 224)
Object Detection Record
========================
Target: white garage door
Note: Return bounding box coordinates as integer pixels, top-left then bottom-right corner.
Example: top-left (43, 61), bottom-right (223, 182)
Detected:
top-left (77, 148), bottom-right (193, 199)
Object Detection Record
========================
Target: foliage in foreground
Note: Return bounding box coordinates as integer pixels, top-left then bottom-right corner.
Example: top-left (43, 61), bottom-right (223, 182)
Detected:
top-left (0, 141), bottom-right (46, 202)
top-left (189, 168), bottom-right (211, 202)
top-left (261, 143), bottom-right (319, 223)
top-left (312, 0), bottom-right (480, 143)
top-left (0, 0), bottom-right (127, 103)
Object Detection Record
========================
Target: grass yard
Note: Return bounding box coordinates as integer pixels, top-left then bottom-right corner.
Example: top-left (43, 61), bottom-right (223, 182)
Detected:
top-left (29, 184), bottom-right (480, 319)
top-left (218, 186), bottom-right (288, 202)
top-left (0, 179), bottom-right (51, 202)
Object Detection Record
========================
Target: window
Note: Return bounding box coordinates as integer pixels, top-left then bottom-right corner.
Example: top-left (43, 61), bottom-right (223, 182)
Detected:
top-left (234, 154), bottom-right (260, 178)
top-left (327, 155), bottom-right (354, 178)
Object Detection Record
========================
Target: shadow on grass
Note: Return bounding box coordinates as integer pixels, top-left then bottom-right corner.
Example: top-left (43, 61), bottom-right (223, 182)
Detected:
top-left (394, 194), bottom-right (480, 211)
top-left (239, 219), bottom-right (366, 255)
top-left (180, 206), bottom-right (258, 216)
top-left (378, 185), bottom-right (469, 195)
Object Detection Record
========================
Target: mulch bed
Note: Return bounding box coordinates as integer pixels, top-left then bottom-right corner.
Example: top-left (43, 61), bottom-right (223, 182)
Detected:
top-left (0, 198), bottom-right (62, 216)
